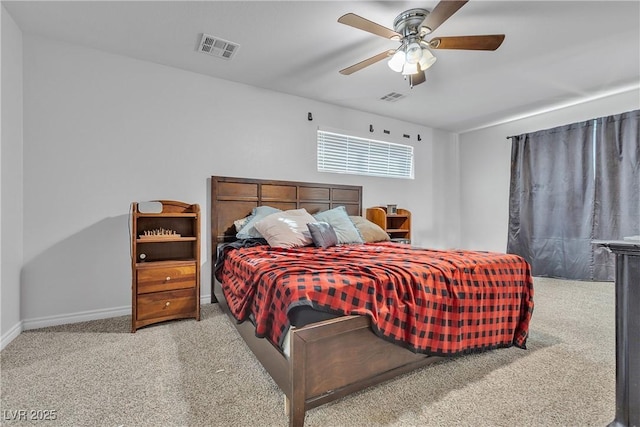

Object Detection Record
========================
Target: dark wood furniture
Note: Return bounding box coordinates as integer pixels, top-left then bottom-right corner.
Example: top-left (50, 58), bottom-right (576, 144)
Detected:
top-left (131, 200), bottom-right (200, 332)
top-left (593, 240), bottom-right (640, 427)
top-left (211, 176), bottom-right (442, 427)
top-left (366, 206), bottom-right (411, 243)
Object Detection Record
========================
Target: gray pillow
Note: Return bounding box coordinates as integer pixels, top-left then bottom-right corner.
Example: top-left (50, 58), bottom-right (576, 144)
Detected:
top-left (307, 222), bottom-right (338, 249)
top-left (235, 206), bottom-right (282, 239)
top-left (313, 206), bottom-right (364, 244)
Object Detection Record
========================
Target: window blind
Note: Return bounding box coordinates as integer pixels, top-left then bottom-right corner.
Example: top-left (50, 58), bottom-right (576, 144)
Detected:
top-left (317, 130), bottom-right (414, 179)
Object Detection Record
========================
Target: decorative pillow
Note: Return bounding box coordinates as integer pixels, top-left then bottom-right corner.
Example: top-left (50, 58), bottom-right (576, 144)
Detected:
top-left (253, 209), bottom-right (317, 248)
top-left (307, 222), bottom-right (339, 249)
top-left (313, 206), bottom-right (364, 244)
top-left (235, 206), bottom-right (282, 239)
top-left (349, 216), bottom-right (390, 243)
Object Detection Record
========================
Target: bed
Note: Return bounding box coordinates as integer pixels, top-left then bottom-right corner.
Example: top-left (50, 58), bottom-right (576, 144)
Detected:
top-left (210, 176), bottom-right (534, 427)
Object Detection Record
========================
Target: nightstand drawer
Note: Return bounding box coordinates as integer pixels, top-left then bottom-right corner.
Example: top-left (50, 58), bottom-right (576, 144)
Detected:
top-left (136, 288), bottom-right (197, 321)
top-left (137, 264), bottom-right (196, 294)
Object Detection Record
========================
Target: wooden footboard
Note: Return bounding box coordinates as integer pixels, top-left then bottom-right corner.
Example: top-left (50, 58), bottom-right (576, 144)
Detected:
top-left (214, 279), bottom-right (443, 426)
top-left (288, 314), bottom-right (443, 426)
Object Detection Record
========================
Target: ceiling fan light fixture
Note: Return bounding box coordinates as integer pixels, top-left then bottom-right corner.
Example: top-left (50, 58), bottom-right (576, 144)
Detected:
top-left (405, 42), bottom-right (422, 64)
top-left (388, 50), bottom-right (406, 72)
top-left (402, 62), bottom-right (419, 75)
top-left (418, 49), bottom-right (437, 70)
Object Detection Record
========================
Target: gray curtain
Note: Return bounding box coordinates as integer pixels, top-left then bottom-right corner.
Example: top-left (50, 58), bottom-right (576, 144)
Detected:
top-left (507, 121), bottom-right (595, 279)
top-left (507, 110), bottom-right (640, 281)
top-left (592, 110), bottom-right (640, 280)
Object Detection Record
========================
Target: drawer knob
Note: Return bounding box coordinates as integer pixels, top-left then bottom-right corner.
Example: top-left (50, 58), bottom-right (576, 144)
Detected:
top-left (165, 301), bottom-right (171, 307)
top-left (165, 276), bottom-right (171, 281)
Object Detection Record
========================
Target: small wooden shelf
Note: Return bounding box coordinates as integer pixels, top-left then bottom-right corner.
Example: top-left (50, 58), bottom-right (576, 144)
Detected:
top-left (135, 258), bottom-right (197, 268)
top-left (130, 200), bottom-right (200, 332)
top-left (137, 236), bottom-right (197, 243)
top-left (366, 206), bottom-right (411, 243)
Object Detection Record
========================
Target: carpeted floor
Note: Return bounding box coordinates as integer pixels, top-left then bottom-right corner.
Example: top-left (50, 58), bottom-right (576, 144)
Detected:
top-left (1, 277), bottom-right (615, 426)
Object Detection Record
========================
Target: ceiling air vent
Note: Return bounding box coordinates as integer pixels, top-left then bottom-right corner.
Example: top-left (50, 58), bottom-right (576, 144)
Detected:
top-left (380, 92), bottom-right (405, 102)
top-left (197, 33), bottom-right (240, 60)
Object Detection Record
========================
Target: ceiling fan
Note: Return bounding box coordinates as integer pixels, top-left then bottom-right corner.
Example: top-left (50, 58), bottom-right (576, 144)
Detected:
top-left (338, 0), bottom-right (505, 87)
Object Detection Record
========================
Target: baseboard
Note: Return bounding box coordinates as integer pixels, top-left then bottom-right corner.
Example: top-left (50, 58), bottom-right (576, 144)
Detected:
top-left (18, 293), bottom-right (213, 332)
top-left (22, 306), bottom-right (132, 331)
top-left (1, 321), bottom-right (24, 351)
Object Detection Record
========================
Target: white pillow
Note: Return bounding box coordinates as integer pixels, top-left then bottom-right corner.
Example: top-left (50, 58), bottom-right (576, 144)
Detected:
top-left (253, 209), bottom-right (317, 248)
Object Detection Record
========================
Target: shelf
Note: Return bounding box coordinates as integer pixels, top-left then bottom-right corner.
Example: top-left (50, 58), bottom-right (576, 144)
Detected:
top-left (137, 236), bottom-right (197, 243)
top-left (131, 200), bottom-right (200, 332)
top-left (390, 238), bottom-right (410, 243)
top-left (136, 259), bottom-right (197, 268)
top-left (386, 228), bottom-right (409, 233)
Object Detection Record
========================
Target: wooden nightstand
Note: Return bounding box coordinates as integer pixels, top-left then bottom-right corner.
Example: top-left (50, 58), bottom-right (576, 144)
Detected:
top-left (366, 206), bottom-right (411, 244)
top-left (130, 200), bottom-right (200, 332)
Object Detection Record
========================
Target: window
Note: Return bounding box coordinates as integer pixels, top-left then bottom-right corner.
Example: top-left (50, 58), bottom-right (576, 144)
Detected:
top-left (317, 130), bottom-right (414, 179)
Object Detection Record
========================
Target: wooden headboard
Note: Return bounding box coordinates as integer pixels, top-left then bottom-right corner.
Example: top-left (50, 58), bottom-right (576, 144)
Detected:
top-left (210, 176), bottom-right (362, 245)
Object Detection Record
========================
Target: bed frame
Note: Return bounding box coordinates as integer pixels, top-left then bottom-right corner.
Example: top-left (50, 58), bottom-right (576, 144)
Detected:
top-left (210, 176), bottom-right (443, 426)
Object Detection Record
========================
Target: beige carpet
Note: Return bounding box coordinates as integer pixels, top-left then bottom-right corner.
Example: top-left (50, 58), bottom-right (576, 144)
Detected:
top-left (1, 277), bottom-right (615, 426)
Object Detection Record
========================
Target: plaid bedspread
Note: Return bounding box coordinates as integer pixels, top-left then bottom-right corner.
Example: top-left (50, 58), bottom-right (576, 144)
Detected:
top-left (217, 242), bottom-right (534, 356)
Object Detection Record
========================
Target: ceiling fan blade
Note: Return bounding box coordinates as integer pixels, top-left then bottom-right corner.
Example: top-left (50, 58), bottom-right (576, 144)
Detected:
top-left (421, 0), bottom-right (468, 34)
top-left (339, 50), bottom-right (395, 75)
top-left (410, 71), bottom-right (426, 87)
top-left (429, 35), bottom-right (505, 50)
top-left (338, 13), bottom-right (401, 40)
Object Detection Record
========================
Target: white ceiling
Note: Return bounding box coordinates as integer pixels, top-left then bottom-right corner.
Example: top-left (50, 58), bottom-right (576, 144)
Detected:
top-left (4, 1), bottom-right (640, 133)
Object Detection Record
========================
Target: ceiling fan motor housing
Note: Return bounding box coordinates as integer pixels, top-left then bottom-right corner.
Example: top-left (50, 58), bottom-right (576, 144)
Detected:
top-left (393, 8), bottom-right (430, 38)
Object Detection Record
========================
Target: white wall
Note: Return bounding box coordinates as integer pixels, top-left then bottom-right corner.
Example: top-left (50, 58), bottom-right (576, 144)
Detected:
top-left (1, 5), bottom-right (24, 349)
top-left (18, 35), bottom-right (456, 327)
top-left (458, 90), bottom-right (640, 253)
top-left (431, 130), bottom-right (461, 249)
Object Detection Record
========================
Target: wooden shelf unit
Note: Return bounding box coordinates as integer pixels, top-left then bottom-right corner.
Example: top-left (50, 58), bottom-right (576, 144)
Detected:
top-left (130, 200), bottom-right (200, 332)
top-left (366, 206), bottom-right (411, 243)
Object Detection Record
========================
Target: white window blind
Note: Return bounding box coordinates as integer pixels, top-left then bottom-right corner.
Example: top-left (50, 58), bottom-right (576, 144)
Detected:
top-left (317, 130), bottom-right (414, 179)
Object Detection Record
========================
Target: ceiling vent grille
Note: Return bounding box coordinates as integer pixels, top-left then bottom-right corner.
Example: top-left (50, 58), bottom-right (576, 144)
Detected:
top-left (380, 92), bottom-right (405, 102)
top-left (197, 33), bottom-right (240, 60)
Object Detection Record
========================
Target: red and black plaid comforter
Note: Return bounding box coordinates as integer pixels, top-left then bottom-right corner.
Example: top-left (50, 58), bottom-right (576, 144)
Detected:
top-left (218, 242), bottom-right (534, 356)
